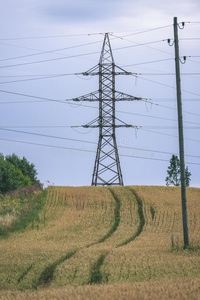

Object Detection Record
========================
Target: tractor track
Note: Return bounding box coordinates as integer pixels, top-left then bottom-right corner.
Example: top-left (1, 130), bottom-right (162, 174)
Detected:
top-left (32, 187), bottom-right (145, 288)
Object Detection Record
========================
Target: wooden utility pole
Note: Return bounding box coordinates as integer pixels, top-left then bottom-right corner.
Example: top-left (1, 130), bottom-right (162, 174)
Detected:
top-left (173, 16), bottom-right (189, 247)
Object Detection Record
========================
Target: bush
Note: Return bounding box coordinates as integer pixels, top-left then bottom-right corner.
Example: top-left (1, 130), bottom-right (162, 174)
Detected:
top-left (0, 189), bottom-right (46, 237)
top-left (0, 153), bottom-right (39, 194)
top-left (5, 154), bottom-right (38, 184)
top-left (0, 157), bottom-right (31, 194)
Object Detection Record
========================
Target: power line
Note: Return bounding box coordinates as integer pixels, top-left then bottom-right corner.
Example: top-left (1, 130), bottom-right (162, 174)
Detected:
top-left (143, 98), bottom-right (200, 102)
top-left (120, 145), bottom-right (200, 159)
top-left (138, 97), bottom-right (200, 119)
top-left (0, 40), bottom-right (103, 63)
top-left (0, 73), bottom-right (199, 78)
top-left (141, 126), bottom-right (200, 130)
top-left (113, 39), bottom-right (165, 51)
top-left (0, 32), bottom-right (106, 41)
top-left (0, 50), bottom-right (100, 69)
top-left (1, 72), bottom-right (200, 86)
top-left (0, 127), bottom-right (96, 144)
top-left (1, 126), bottom-right (200, 159)
top-left (139, 76), bottom-right (200, 108)
top-left (0, 89), bottom-right (67, 103)
top-left (116, 25), bottom-right (172, 38)
top-left (111, 34), bottom-right (174, 57)
top-left (122, 58), bottom-right (173, 67)
top-left (117, 109), bottom-right (200, 126)
top-left (137, 73), bottom-right (200, 76)
top-left (1, 86), bottom-right (200, 121)
top-left (120, 153), bottom-right (200, 166)
top-left (1, 124), bottom-right (199, 131)
top-left (179, 38), bottom-right (200, 40)
top-left (0, 88), bottom-right (200, 126)
top-left (1, 136), bottom-right (199, 166)
top-left (188, 58), bottom-right (200, 65)
top-left (0, 73), bottom-right (75, 85)
top-left (0, 40), bottom-right (167, 69)
top-left (141, 128), bottom-right (200, 143)
top-left (0, 25), bottom-right (172, 41)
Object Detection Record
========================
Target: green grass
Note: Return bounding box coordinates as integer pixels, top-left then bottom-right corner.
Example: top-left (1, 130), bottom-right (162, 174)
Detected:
top-left (0, 190), bottom-right (46, 237)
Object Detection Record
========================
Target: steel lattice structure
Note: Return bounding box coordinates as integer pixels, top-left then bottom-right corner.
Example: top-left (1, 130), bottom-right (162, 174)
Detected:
top-left (71, 33), bottom-right (144, 186)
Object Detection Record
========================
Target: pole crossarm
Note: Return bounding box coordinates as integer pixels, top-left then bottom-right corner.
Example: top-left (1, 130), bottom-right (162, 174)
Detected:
top-left (68, 33), bottom-right (144, 186)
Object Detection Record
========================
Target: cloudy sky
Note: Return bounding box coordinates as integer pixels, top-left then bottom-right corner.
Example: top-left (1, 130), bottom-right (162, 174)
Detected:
top-left (0, 0), bottom-right (200, 187)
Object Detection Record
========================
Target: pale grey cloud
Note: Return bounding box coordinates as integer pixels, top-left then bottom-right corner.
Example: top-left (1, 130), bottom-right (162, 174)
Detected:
top-left (36, 0), bottom-right (137, 23)
top-left (32, 0), bottom-right (200, 29)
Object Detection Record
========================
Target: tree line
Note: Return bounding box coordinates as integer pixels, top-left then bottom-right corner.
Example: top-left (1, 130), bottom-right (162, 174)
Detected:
top-left (0, 153), bottom-right (39, 194)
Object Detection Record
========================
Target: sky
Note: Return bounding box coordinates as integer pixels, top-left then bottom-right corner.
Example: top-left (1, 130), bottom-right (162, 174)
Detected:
top-left (0, 0), bottom-right (200, 188)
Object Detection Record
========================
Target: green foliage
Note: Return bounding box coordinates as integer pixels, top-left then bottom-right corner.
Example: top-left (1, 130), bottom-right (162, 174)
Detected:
top-left (185, 166), bottom-right (191, 187)
top-left (0, 155), bottom-right (32, 194)
top-left (0, 153), bottom-right (39, 194)
top-left (165, 155), bottom-right (191, 187)
top-left (5, 154), bottom-right (38, 184)
top-left (0, 190), bottom-right (46, 237)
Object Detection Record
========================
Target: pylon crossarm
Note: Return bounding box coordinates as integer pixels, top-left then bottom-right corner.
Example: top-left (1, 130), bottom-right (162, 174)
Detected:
top-left (83, 117), bottom-right (100, 127)
top-left (82, 124), bottom-right (139, 128)
top-left (77, 64), bottom-right (99, 76)
top-left (115, 91), bottom-right (145, 101)
top-left (70, 91), bottom-right (99, 102)
top-left (79, 58), bottom-right (137, 78)
top-left (79, 63), bottom-right (136, 76)
top-left (115, 64), bottom-right (137, 77)
top-left (115, 125), bottom-right (140, 128)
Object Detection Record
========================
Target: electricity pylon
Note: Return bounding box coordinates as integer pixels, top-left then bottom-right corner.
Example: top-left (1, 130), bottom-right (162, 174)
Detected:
top-left (71, 33), bottom-right (144, 186)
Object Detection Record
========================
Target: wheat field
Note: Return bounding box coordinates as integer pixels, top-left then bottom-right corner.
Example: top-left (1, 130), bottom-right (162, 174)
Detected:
top-left (0, 186), bottom-right (200, 299)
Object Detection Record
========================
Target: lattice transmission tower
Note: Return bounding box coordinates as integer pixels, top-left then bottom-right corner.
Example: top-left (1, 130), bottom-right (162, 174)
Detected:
top-left (71, 33), bottom-right (144, 186)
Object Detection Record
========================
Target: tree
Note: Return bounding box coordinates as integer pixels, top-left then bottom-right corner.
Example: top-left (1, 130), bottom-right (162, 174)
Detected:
top-left (165, 155), bottom-right (191, 187)
top-left (0, 155), bottom-right (31, 194)
top-left (185, 166), bottom-right (191, 187)
top-left (5, 154), bottom-right (38, 184)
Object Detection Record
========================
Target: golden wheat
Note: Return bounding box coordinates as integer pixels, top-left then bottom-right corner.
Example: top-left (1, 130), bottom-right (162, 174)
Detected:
top-left (0, 186), bottom-right (115, 290)
top-left (0, 278), bottom-right (200, 300)
top-left (0, 185), bottom-right (199, 299)
top-left (100, 186), bottom-right (200, 284)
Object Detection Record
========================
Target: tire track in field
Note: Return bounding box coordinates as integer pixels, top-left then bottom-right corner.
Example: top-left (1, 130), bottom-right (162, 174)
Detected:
top-left (35, 187), bottom-right (121, 288)
top-left (35, 250), bottom-right (77, 288)
top-left (89, 187), bottom-right (146, 284)
top-left (35, 187), bottom-right (145, 287)
top-left (87, 187), bottom-right (121, 247)
top-left (116, 187), bottom-right (145, 247)
top-left (88, 188), bottom-right (121, 284)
